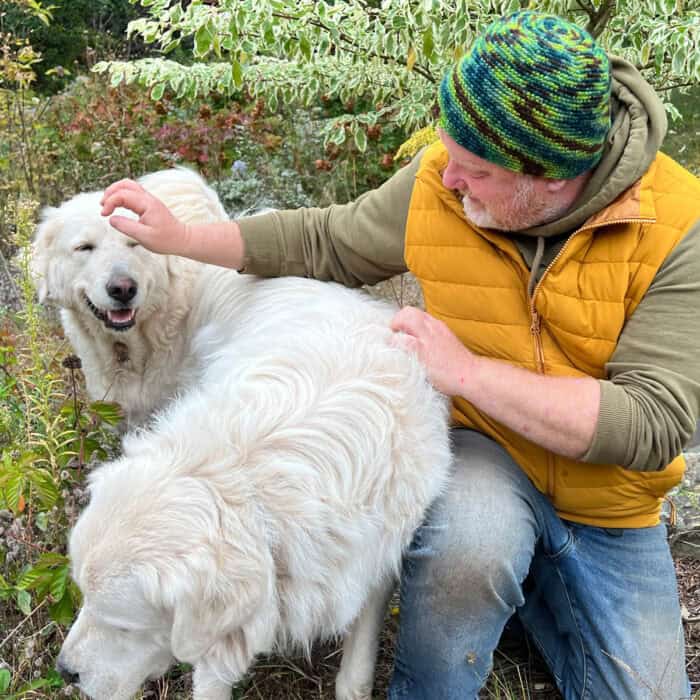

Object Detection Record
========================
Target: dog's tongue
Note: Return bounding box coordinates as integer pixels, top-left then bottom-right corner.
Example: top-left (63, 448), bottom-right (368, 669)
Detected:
top-left (107, 309), bottom-right (135, 324)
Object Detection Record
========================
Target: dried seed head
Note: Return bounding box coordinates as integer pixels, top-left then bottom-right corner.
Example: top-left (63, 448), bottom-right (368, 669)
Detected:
top-left (62, 355), bottom-right (82, 370)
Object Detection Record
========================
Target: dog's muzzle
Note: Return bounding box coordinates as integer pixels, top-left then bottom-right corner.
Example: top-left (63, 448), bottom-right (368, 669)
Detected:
top-left (83, 293), bottom-right (137, 331)
top-left (56, 659), bottom-right (80, 686)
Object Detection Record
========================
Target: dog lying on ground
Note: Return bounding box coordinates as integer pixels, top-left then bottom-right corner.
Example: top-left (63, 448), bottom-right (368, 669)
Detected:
top-left (55, 273), bottom-right (452, 699)
top-left (31, 168), bottom-right (235, 426)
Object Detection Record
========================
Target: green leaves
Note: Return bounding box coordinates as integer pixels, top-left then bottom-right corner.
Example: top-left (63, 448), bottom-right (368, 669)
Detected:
top-left (194, 22), bottom-right (215, 58)
top-left (89, 400), bottom-right (124, 426)
top-left (15, 589), bottom-right (32, 615)
top-left (94, 1), bottom-right (699, 151)
top-left (150, 82), bottom-right (165, 101)
top-left (0, 670), bottom-right (64, 700)
top-left (15, 553), bottom-right (78, 624)
top-left (3, 468), bottom-right (26, 514)
top-left (0, 669), bottom-right (10, 695)
top-left (28, 468), bottom-right (59, 510)
top-left (422, 27), bottom-right (435, 63)
top-left (353, 123), bottom-right (367, 153)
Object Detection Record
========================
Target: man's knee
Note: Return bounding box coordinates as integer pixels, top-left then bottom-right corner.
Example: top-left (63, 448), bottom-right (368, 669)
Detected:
top-left (402, 441), bottom-right (539, 610)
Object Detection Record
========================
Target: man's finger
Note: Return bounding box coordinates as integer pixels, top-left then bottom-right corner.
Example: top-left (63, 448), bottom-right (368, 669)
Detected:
top-left (390, 331), bottom-right (418, 354)
top-left (101, 189), bottom-right (151, 217)
top-left (108, 215), bottom-right (150, 239)
top-left (390, 306), bottom-right (424, 333)
top-left (100, 179), bottom-right (143, 205)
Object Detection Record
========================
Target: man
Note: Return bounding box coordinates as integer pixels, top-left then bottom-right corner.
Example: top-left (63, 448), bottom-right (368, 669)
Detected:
top-left (100, 11), bottom-right (700, 699)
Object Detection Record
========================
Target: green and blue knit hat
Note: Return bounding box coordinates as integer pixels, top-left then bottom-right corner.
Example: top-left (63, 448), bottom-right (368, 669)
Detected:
top-left (438, 11), bottom-right (611, 179)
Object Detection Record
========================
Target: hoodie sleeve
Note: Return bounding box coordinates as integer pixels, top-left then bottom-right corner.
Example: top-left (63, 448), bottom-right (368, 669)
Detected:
top-left (582, 219), bottom-right (700, 470)
top-left (236, 154), bottom-right (423, 287)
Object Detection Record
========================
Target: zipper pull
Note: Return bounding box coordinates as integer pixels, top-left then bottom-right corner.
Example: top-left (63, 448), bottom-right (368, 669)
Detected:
top-left (530, 309), bottom-right (545, 373)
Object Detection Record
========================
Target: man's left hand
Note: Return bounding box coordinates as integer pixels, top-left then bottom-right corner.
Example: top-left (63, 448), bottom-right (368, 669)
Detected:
top-left (390, 306), bottom-right (476, 396)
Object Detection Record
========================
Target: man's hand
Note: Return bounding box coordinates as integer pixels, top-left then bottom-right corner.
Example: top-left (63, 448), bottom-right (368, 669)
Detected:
top-left (100, 179), bottom-right (190, 256)
top-left (390, 306), bottom-right (476, 396)
top-left (392, 306), bottom-right (601, 459)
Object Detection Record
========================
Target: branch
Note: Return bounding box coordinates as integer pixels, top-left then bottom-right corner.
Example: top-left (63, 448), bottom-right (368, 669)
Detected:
top-left (655, 80), bottom-right (700, 92)
top-left (585, 0), bottom-right (616, 39)
top-left (270, 11), bottom-right (436, 83)
top-left (0, 599), bottom-right (47, 652)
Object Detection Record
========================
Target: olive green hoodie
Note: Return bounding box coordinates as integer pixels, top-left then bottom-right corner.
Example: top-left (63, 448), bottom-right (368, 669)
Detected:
top-left (238, 57), bottom-right (700, 473)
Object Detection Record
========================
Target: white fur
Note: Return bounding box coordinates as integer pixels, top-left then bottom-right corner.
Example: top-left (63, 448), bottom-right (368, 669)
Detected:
top-left (57, 276), bottom-right (452, 699)
top-left (31, 167), bottom-right (239, 426)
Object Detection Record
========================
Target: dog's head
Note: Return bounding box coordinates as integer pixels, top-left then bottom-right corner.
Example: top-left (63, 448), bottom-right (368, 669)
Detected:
top-left (31, 168), bottom-right (228, 334)
top-left (57, 456), bottom-right (277, 699)
top-left (32, 195), bottom-right (172, 332)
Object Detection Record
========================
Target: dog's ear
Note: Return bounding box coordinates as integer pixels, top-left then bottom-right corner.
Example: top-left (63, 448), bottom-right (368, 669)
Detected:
top-left (31, 207), bottom-right (62, 302)
top-left (169, 507), bottom-right (278, 677)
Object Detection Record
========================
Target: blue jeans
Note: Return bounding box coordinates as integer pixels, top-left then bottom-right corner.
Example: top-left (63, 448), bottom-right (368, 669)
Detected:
top-left (388, 429), bottom-right (690, 700)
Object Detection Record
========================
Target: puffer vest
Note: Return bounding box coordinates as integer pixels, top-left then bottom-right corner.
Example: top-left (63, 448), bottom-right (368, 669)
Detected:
top-left (405, 141), bottom-right (700, 527)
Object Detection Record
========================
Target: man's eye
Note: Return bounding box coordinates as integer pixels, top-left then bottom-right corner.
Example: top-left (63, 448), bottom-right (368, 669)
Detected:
top-left (75, 243), bottom-right (94, 252)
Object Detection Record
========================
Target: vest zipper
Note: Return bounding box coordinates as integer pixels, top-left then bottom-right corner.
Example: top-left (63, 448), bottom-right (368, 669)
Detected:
top-left (530, 216), bottom-right (655, 304)
top-left (527, 216), bottom-right (654, 498)
top-left (528, 215), bottom-right (655, 368)
top-left (530, 309), bottom-right (545, 374)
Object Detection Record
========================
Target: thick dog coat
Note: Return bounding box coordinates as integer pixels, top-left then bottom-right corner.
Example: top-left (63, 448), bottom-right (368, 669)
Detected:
top-left (57, 274), bottom-right (452, 699)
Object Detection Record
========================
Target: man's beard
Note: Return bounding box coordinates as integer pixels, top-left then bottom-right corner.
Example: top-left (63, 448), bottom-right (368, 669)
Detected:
top-left (461, 178), bottom-right (571, 231)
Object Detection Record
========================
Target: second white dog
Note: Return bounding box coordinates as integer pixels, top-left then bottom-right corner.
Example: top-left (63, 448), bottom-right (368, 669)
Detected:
top-left (56, 273), bottom-right (452, 700)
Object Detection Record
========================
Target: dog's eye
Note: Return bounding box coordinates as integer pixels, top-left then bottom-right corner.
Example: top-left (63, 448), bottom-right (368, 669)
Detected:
top-left (126, 241), bottom-right (140, 248)
top-left (75, 243), bottom-right (94, 252)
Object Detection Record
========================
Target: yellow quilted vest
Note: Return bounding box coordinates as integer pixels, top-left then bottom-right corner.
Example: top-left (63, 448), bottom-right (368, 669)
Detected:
top-left (405, 142), bottom-right (700, 527)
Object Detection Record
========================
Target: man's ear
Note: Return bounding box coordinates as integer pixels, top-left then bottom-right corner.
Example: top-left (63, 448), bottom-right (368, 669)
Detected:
top-left (31, 208), bottom-right (62, 302)
top-left (169, 509), bottom-right (278, 680)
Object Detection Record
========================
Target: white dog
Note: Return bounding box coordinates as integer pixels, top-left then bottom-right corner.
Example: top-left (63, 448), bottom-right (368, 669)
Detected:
top-left (31, 168), bottom-right (237, 426)
top-left (56, 275), bottom-right (452, 699)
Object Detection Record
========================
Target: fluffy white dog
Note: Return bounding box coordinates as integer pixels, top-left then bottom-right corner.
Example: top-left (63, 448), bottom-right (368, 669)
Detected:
top-left (32, 168), bottom-right (236, 426)
top-left (56, 275), bottom-right (452, 699)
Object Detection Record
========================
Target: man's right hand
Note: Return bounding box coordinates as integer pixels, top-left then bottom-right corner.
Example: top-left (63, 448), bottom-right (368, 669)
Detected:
top-left (100, 179), bottom-right (191, 257)
top-left (101, 178), bottom-right (247, 270)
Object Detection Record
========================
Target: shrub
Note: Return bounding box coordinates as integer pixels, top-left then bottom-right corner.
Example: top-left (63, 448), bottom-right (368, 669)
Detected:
top-left (0, 196), bottom-right (122, 698)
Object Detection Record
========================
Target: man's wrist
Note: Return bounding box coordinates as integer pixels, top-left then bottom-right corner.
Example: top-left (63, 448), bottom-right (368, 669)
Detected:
top-left (450, 349), bottom-right (482, 400)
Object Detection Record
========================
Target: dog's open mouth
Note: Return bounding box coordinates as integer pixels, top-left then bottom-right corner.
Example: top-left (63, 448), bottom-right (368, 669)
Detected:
top-left (83, 293), bottom-right (137, 331)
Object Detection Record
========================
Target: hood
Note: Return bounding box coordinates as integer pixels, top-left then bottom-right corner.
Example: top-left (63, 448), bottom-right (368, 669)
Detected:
top-left (519, 56), bottom-right (668, 238)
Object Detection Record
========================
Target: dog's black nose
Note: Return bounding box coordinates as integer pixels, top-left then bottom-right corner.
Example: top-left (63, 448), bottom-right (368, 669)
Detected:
top-left (106, 276), bottom-right (138, 303)
top-left (56, 660), bottom-right (80, 685)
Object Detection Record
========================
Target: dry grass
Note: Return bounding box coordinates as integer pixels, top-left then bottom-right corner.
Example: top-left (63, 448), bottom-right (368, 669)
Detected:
top-left (4, 561), bottom-right (697, 700)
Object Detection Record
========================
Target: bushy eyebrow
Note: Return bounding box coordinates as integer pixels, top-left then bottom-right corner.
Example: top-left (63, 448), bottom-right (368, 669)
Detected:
top-left (454, 162), bottom-right (490, 177)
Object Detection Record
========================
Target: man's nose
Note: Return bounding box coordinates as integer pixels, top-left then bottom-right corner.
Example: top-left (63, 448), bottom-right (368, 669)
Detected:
top-left (442, 162), bottom-right (465, 192)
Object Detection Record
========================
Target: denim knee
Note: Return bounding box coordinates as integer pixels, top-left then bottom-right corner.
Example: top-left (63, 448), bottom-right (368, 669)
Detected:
top-left (389, 433), bottom-right (544, 699)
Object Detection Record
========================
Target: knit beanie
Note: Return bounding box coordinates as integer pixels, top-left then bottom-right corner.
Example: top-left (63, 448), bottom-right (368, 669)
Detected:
top-left (438, 11), bottom-right (611, 179)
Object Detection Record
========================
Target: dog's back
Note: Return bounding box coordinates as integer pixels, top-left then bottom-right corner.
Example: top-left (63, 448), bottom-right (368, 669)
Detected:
top-left (124, 275), bottom-right (451, 642)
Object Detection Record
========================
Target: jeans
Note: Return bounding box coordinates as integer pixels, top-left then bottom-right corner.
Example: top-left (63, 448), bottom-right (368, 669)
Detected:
top-left (388, 429), bottom-right (690, 700)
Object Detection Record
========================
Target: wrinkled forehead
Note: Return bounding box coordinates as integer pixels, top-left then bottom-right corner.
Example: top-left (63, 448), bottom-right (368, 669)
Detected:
top-left (57, 199), bottom-right (137, 243)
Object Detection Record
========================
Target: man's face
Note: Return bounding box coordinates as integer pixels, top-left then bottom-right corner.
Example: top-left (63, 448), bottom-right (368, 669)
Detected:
top-left (438, 129), bottom-right (567, 231)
